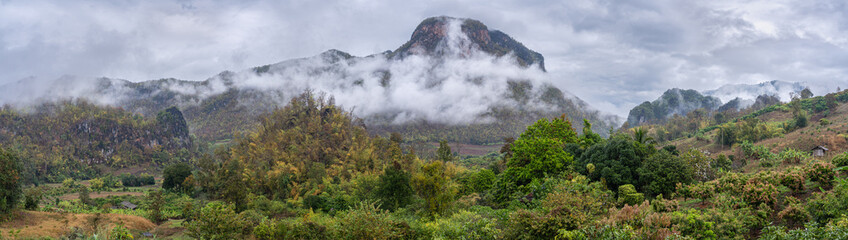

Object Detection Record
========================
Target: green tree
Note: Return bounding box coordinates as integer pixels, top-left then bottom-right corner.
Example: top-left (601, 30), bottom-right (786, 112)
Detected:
top-left (163, 162), bottom-right (193, 193)
top-left (826, 93), bottom-right (838, 112)
top-left (576, 135), bottom-right (652, 192)
top-left (376, 163), bottom-right (414, 211)
top-left (632, 127), bottom-right (655, 145)
top-left (437, 140), bottom-right (453, 162)
top-left (0, 147), bottom-right (22, 215)
top-left (148, 190), bottom-right (165, 223)
top-left (79, 186), bottom-right (91, 206)
top-left (580, 119), bottom-right (603, 148)
top-left (216, 158), bottom-right (248, 211)
top-left (412, 161), bottom-right (456, 216)
top-left (800, 88), bottom-right (813, 99)
top-left (495, 117), bottom-right (579, 203)
top-left (186, 201), bottom-right (248, 240)
top-left (638, 150), bottom-right (693, 197)
top-left (89, 178), bottom-right (106, 193)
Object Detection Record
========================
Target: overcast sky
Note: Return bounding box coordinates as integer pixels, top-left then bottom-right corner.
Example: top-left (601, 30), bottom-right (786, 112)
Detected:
top-left (2, 0), bottom-right (847, 117)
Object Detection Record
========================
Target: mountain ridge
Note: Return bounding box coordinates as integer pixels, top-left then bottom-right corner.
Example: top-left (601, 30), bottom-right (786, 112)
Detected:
top-left (0, 16), bottom-right (616, 144)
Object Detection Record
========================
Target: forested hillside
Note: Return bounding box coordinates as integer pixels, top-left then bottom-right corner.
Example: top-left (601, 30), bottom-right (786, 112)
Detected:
top-left (0, 100), bottom-right (196, 184)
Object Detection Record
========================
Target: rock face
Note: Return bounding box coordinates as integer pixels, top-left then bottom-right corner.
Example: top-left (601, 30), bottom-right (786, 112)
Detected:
top-left (390, 16), bottom-right (545, 71)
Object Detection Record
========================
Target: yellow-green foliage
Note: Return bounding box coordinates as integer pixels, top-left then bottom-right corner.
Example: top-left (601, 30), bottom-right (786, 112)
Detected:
top-left (222, 92), bottom-right (417, 201)
top-left (412, 161), bottom-right (458, 216)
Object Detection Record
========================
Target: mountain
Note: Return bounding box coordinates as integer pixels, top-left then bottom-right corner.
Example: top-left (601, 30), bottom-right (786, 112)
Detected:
top-left (625, 81), bottom-right (809, 127)
top-left (0, 101), bottom-right (195, 184)
top-left (626, 88), bottom-right (721, 126)
top-left (704, 80), bottom-right (807, 108)
top-left (0, 16), bottom-right (617, 144)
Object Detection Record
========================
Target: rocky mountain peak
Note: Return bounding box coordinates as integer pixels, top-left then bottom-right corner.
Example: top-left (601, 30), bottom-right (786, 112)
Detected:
top-left (389, 16), bottom-right (545, 71)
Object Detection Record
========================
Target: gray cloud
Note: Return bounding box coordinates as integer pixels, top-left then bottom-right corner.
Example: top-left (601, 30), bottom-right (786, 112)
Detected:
top-left (2, 0), bottom-right (848, 117)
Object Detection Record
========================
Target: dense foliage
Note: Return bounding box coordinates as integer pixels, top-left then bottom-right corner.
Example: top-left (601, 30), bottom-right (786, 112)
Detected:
top-left (8, 90), bottom-right (848, 240)
top-left (0, 147), bottom-right (22, 216)
top-left (0, 100), bottom-right (196, 184)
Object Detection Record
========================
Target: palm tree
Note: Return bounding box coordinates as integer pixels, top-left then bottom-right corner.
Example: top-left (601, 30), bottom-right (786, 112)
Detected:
top-left (632, 127), bottom-right (655, 145)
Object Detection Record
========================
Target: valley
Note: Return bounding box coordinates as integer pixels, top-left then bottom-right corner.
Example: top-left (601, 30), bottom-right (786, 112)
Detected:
top-left (0, 15), bottom-right (847, 240)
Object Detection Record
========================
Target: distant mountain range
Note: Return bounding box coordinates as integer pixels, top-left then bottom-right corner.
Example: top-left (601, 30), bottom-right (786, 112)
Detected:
top-left (626, 80), bottom-right (808, 126)
top-left (1, 16), bottom-right (618, 144)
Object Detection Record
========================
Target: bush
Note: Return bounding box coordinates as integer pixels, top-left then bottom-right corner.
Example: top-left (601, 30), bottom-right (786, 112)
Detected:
top-left (760, 222), bottom-right (848, 239)
top-left (254, 215), bottom-right (334, 240)
top-left (576, 136), bottom-right (651, 193)
top-left (671, 209), bottom-right (717, 240)
top-left (120, 173), bottom-right (155, 187)
top-left (336, 201), bottom-right (417, 240)
top-left (778, 197), bottom-right (810, 226)
top-left (741, 178), bottom-right (780, 207)
top-left (638, 150), bottom-right (693, 197)
top-left (110, 223), bottom-right (134, 240)
top-left (376, 165), bottom-right (414, 211)
top-left (425, 210), bottom-right (501, 239)
top-left (78, 186), bottom-right (91, 206)
top-left (779, 167), bottom-right (806, 194)
top-left (62, 178), bottom-right (78, 189)
top-left (186, 201), bottom-right (248, 240)
top-left (806, 179), bottom-right (848, 223)
top-left (505, 209), bottom-right (570, 239)
top-left (832, 152), bottom-right (848, 167)
top-left (617, 184), bottom-right (644, 206)
top-left (23, 188), bottom-right (42, 210)
top-left (89, 178), bottom-right (106, 192)
top-left (163, 162), bottom-right (193, 193)
top-left (778, 148), bottom-right (809, 164)
top-left (806, 161), bottom-right (836, 188)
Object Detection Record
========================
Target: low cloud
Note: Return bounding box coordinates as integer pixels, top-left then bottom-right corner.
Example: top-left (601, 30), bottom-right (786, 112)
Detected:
top-left (2, 0), bottom-right (848, 118)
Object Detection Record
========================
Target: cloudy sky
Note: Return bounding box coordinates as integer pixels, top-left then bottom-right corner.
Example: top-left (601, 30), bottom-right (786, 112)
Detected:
top-left (2, 0), bottom-right (847, 117)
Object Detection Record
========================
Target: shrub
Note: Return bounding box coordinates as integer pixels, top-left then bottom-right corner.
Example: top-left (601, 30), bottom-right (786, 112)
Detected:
top-left (62, 178), bottom-right (77, 189)
top-left (741, 178), bottom-right (780, 207)
top-left (779, 167), bottom-right (806, 194)
top-left (617, 184), bottom-right (644, 206)
top-left (806, 179), bottom-right (848, 223)
top-left (254, 215), bottom-right (334, 240)
top-left (778, 148), bottom-right (809, 164)
top-left (832, 152), bottom-right (848, 167)
top-left (23, 188), bottom-right (42, 210)
top-left (163, 162), bottom-right (193, 193)
top-left (504, 209), bottom-right (568, 239)
top-left (186, 201), bottom-right (248, 240)
top-left (376, 165), bottom-right (414, 211)
top-left (806, 161), bottom-right (836, 188)
top-left (715, 172), bottom-right (749, 195)
top-left (78, 186), bottom-right (91, 206)
top-left (778, 197), bottom-right (810, 226)
top-left (678, 181), bottom-right (716, 200)
top-left (110, 223), bottom-right (134, 240)
top-left (671, 209), bottom-right (717, 240)
top-left (120, 173), bottom-right (155, 187)
top-left (638, 150), bottom-right (693, 197)
top-left (336, 201), bottom-right (417, 240)
top-left (712, 154), bottom-right (732, 172)
top-left (597, 202), bottom-right (676, 239)
top-left (425, 210), bottom-right (501, 239)
top-left (760, 222), bottom-right (848, 239)
top-left (89, 178), bottom-right (106, 193)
